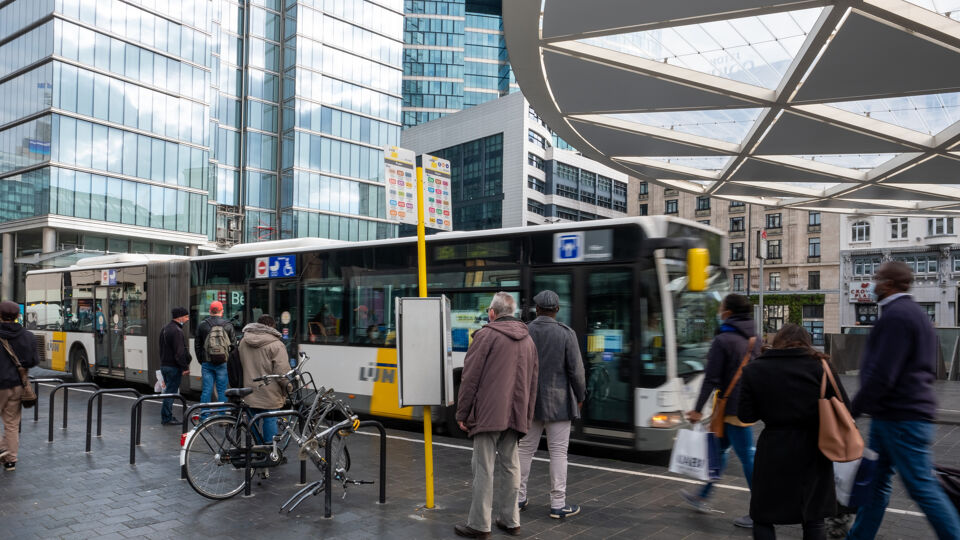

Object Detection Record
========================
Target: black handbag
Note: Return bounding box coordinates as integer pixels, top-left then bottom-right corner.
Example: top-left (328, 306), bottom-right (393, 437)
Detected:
top-left (0, 338), bottom-right (37, 408)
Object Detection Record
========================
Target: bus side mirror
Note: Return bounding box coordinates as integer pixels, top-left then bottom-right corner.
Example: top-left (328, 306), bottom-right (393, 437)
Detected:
top-left (687, 248), bottom-right (709, 291)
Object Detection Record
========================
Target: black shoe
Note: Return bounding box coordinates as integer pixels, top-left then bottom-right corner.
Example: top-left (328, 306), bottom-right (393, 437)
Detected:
top-left (3, 461), bottom-right (15, 471)
top-left (454, 524), bottom-right (490, 538)
top-left (518, 498), bottom-right (528, 511)
top-left (162, 417), bottom-right (182, 425)
top-left (496, 520), bottom-right (520, 536)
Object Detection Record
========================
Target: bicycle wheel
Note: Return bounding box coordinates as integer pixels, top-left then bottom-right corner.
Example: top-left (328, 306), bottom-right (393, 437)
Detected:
top-left (184, 417), bottom-right (251, 500)
top-left (329, 432), bottom-right (351, 474)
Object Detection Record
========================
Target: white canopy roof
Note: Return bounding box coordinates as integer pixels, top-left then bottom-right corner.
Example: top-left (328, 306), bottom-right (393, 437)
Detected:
top-left (503, 0), bottom-right (960, 214)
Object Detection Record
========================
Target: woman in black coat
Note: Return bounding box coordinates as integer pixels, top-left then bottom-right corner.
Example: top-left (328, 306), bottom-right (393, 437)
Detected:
top-left (738, 323), bottom-right (850, 540)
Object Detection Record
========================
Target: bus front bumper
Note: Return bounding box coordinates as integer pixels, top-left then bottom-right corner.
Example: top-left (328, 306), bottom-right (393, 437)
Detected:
top-left (636, 426), bottom-right (682, 452)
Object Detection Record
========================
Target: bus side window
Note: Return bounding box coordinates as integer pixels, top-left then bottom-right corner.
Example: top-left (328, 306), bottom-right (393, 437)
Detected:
top-left (303, 281), bottom-right (344, 343)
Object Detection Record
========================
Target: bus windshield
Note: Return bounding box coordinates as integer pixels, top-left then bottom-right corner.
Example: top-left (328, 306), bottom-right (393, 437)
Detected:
top-left (665, 262), bottom-right (727, 379)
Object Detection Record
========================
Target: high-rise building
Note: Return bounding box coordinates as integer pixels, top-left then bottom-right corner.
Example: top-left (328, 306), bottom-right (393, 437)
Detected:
top-left (0, 0), bottom-right (405, 301)
top-left (401, 0), bottom-right (517, 129)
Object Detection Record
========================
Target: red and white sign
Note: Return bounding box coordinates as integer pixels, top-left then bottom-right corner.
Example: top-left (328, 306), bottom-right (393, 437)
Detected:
top-left (849, 282), bottom-right (874, 303)
top-left (255, 257), bottom-right (268, 278)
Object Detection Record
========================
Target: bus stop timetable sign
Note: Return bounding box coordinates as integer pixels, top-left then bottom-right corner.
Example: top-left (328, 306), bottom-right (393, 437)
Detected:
top-left (384, 146), bottom-right (418, 227)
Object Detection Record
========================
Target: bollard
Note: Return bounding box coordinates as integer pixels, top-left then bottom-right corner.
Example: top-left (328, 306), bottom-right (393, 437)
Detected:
top-left (48, 383), bottom-right (100, 443)
top-left (129, 394), bottom-right (186, 465)
top-left (85, 388), bottom-right (141, 453)
top-left (28, 378), bottom-right (63, 422)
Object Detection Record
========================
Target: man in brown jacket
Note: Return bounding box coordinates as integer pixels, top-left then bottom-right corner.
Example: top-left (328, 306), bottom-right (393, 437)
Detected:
top-left (455, 292), bottom-right (538, 539)
top-left (238, 314), bottom-right (290, 443)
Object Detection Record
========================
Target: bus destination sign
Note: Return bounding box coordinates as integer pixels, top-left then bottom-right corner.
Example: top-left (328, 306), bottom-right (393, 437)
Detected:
top-left (384, 146), bottom-right (418, 227)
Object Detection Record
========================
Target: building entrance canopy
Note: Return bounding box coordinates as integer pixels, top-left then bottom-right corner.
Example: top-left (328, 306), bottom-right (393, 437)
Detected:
top-left (504, 0), bottom-right (960, 214)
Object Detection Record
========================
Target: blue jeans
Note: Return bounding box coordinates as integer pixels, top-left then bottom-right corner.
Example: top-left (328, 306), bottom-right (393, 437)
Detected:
top-left (249, 408), bottom-right (278, 444)
top-left (200, 362), bottom-right (228, 403)
top-left (160, 366), bottom-right (182, 424)
top-left (849, 420), bottom-right (960, 539)
top-left (700, 423), bottom-right (755, 499)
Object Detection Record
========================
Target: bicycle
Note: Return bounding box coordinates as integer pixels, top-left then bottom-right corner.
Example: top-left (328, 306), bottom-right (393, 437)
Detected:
top-left (183, 352), bottom-right (357, 501)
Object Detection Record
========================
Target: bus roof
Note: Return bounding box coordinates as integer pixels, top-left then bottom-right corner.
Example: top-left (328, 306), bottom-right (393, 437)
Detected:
top-left (26, 253), bottom-right (190, 275)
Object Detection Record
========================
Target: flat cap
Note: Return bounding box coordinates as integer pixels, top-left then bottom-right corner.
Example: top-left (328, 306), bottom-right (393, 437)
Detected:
top-left (0, 301), bottom-right (19, 320)
top-left (533, 290), bottom-right (560, 310)
top-left (171, 307), bottom-right (189, 319)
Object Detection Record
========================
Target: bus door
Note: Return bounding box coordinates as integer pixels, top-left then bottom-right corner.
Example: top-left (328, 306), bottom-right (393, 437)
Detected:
top-left (94, 286), bottom-right (125, 376)
top-left (248, 280), bottom-right (299, 358)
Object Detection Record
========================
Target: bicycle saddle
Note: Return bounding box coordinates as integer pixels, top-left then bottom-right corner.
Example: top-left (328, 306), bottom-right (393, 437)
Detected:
top-left (225, 388), bottom-right (254, 398)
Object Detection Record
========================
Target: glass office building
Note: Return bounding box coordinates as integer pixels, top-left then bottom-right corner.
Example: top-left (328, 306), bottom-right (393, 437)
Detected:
top-left (401, 0), bottom-right (516, 128)
top-left (0, 0), bottom-right (404, 301)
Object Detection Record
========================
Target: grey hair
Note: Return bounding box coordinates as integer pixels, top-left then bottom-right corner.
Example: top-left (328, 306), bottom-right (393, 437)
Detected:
top-left (488, 292), bottom-right (516, 319)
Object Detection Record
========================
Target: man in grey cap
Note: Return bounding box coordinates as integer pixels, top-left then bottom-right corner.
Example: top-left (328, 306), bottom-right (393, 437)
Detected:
top-left (516, 290), bottom-right (586, 519)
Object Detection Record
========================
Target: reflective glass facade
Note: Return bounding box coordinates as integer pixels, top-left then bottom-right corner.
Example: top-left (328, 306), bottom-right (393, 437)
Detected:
top-left (402, 0), bottom-right (516, 128)
top-left (430, 133), bottom-right (503, 231)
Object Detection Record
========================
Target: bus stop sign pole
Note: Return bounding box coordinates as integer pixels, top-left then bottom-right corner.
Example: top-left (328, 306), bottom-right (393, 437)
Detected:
top-left (415, 163), bottom-right (436, 510)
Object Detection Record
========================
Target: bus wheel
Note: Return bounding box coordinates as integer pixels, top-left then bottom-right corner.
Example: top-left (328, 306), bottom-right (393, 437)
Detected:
top-left (71, 348), bottom-right (91, 383)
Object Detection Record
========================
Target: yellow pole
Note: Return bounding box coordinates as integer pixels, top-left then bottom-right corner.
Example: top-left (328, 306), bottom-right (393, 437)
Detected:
top-left (416, 165), bottom-right (435, 509)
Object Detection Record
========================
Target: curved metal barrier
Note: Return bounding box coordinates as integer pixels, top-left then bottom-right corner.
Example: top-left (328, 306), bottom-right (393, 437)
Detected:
top-left (28, 378), bottom-right (64, 422)
top-left (323, 420), bottom-right (386, 518)
top-left (85, 388), bottom-right (142, 452)
top-left (48, 382), bottom-right (100, 442)
top-left (129, 394), bottom-right (186, 465)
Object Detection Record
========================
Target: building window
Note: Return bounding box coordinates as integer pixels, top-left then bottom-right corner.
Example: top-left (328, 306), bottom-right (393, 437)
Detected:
top-left (765, 213), bottom-right (782, 229)
top-left (730, 217), bottom-right (745, 232)
top-left (764, 305), bottom-right (786, 333)
top-left (894, 254), bottom-right (938, 275)
top-left (696, 196), bottom-right (710, 211)
top-left (733, 274), bottom-right (744, 292)
top-left (769, 272), bottom-right (781, 291)
top-left (527, 199), bottom-right (545, 216)
top-left (613, 200), bottom-right (627, 213)
top-left (808, 237), bottom-right (820, 257)
top-left (638, 182), bottom-right (648, 196)
top-left (557, 207), bottom-right (579, 221)
top-left (806, 271), bottom-right (820, 290)
top-left (954, 254), bottom-right (960, 272)
top-left (730, 242), bottom-right (744, 261)
top-left (803, 305), bottom-right (824, 319)
top-left (802, 320), bottom-right (825, 346)
top-left (919, 303), bottom-right (937, 323)
top-left (853, 256), bottom-right (881, 276)
top-left (767, 240), bottom-right (782, 259)
top-left (809, 212), bottom-right (821, 226)
top-left (698, 220), bottom-right (710, 226)
top-left (665, 199), bottom-right (678, 214)
top-left (851, 221), bottom-right (870, 242)
top-left (638, 204), bottom-right (648, 216)
top-left (730, 201), bottom-right (745, 208)
top-left (890, 217), bottom-right (908, 239)
top-left (527, 176), bottom-right (545, 193)
top-left (527, 152), bottom-right (544, 171)
top-left (928, 217), bottom-right (954, 236)
top-left (613, 182), bottom-right (627, 198)
top-left (528, 129), bottom-right (546, 149)
top-left (557, 185), bottom-right (578, 200)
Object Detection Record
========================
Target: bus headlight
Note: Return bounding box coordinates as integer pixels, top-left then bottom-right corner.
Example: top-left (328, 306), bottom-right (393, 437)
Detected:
top-left (650, 411), bottom-right (683, 428)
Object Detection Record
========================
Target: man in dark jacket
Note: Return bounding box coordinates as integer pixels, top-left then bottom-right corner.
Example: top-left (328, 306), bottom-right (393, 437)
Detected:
top-left (0, 301), bottom-right (39, 471)
top-left (455, 292), bottom-right (538, 539)
top-left (194, 300), bottom-right (236, 404)
top-left (683, 293), bottom-right (761, 529)
top-left (159, 307), bottom-right (190, 425)
top-left (517, 290), bottom-right (585, 519)
top-left (848, 262), bottom-right (960, 539)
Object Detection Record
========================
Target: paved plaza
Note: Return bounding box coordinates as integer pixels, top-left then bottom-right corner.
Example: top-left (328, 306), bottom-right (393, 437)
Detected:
top-left (0, 381), bottom-right (953, 539)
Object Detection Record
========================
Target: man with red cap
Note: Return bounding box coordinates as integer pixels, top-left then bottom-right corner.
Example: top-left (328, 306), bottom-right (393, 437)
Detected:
top-left (194, 300), bottom-right (236, 404)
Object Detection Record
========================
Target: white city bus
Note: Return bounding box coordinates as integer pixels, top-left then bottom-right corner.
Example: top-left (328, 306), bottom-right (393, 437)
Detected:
top-left (27, 217), bottom-right (726, 451)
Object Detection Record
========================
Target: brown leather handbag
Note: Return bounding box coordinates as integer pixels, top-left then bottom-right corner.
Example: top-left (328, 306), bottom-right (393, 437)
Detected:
top-left (0, 338), bottom-right (37, 408)
top-left (710, 337), bottom-right (756, 438)
top-left (818, 358), bottom-right (863, 462)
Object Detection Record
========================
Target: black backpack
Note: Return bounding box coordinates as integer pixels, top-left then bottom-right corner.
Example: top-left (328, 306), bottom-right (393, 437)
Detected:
top-left (227, 346), bottom-right (243, 388)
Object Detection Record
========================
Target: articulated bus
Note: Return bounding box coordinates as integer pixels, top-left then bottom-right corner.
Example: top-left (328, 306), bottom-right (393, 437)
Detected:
top-left (26, 217), bottom-right (726, 451)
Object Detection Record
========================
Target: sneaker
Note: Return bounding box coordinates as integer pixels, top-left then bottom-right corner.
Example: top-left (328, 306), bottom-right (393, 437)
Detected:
top-left (733, 515), bottom-right (753, 528)
top-left (680, 489), bottom-right (711, 514)
top-left (2, 461), bottom-right (15, 471)
top-left (549, 504), bottom-right (581, 519)
top-left (517, 499), bottom-right (528, 512)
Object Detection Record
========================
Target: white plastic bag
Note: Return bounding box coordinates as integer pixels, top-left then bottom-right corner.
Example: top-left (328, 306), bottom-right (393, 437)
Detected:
top-left (669, 424), bottom-right (720, 481)
top-left (834, 448), bottom-right (879, 507)
top-left (154, 369), bottom-right (166, 393)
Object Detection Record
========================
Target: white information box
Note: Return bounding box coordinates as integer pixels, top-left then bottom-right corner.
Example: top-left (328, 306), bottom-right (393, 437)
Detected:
top-left (395, 296), bottom-right (454, 407)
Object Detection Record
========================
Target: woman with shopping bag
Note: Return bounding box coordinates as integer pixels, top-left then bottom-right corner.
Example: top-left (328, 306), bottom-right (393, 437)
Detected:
top-left (738, 323), bottom-right (851, 540)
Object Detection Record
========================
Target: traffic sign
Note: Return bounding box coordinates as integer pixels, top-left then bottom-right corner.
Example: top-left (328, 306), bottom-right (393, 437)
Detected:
top-left (254, 255), bottom-right (296, 278)
top-left (554, 232), bottom-right (584, 262)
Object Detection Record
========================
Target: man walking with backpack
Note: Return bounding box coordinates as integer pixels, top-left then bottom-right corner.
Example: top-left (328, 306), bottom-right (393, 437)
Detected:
top-left (194, 301), bottom-right (235, 404)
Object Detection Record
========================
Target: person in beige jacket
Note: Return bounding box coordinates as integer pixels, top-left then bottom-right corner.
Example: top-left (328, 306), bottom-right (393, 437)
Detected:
top-left (239, 314), bottom-right (289, 443)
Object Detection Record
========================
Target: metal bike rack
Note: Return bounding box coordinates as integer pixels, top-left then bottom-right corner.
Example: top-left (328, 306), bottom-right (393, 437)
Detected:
top-left (48, 382), bottom-right (100, 442)
top-left (85, 388), bottom-right (142, 452)
top-left (28, 378), bottom-right (64, 422)
top-left (243, 409), bottom-right (300, 497)
top-left (179, 402), bottom-right (241, 480)
top-left (323, 420), bottom-right (386, 518)
top-left (129, 394), bottom-right (186, 465)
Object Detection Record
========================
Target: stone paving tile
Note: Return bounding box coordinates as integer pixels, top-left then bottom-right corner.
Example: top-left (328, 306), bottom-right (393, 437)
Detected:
top-left (0, 384), bottom-right (949, 539)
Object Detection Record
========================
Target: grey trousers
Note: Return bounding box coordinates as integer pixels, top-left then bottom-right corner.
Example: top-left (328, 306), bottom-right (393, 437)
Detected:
top-left (517, 419), bottom-right (572, 509)
top-left (467, 429), bottom-right (521, 532)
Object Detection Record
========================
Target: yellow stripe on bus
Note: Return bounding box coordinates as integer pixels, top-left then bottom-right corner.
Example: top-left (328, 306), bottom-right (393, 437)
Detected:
top-left (51, 332), bottom-right (67, 372)
top-left (368, 348), bottom-right (415, 419)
